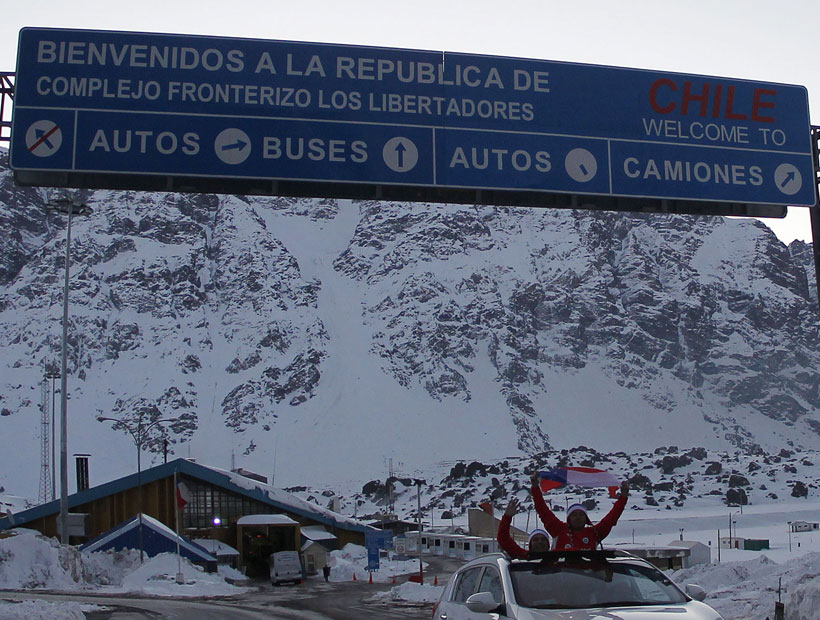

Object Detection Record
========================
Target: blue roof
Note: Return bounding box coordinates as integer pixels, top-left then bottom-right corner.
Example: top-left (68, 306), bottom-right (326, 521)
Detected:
top-left (80, 513), bottom-right (217, 563)
top-left (0, 458), bottom-right (371, 534)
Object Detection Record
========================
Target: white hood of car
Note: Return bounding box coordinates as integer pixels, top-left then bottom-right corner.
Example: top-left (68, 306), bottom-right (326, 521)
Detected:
top-left (514, 601), bottom-right (722, 620)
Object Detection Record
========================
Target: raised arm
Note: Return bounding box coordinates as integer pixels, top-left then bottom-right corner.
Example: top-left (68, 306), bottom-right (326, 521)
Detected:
top-left (497, 498), bottom-right (528, 559)
top-left (593, 481), bottom-right (629, 540)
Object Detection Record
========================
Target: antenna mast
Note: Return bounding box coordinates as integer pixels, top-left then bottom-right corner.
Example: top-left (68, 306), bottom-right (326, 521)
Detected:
top-left (38, 376), bottom-right (52, 504)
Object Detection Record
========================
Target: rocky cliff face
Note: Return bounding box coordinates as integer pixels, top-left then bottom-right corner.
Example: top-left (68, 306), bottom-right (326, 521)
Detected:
top-left (1, 148), bottom-right (818, 495)
top-left (334, 199), bottom-right (820, 453)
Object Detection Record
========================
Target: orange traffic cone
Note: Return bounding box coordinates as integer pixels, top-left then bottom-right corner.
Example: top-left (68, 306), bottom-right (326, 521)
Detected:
top-left (392, 576), bottom-right (396, 585)
top-left (434, 575), bottom-right (438, 586)
top-left (353, 573), bottom-right (357, 581)
top-left (369, 572), bottom-right (373, 584)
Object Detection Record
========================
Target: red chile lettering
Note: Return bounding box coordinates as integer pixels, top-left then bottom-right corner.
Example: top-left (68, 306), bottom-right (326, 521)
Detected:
top-left (649, 78), bottom-right (677, 114)
top-left (724, 86), bottom-right (746, 121)
top-left (649, 78), bottom-right (777, 123)
top-left (752, 89), bottom-right (776, 123)
top-left (682, 82), bottom-right (710, 117)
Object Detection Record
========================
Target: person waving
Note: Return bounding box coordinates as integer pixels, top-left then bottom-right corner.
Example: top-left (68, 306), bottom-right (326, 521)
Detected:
top-left (496, 496), bottom-right (551, 559)
top-left (529, 472), bottom-right (629, 550)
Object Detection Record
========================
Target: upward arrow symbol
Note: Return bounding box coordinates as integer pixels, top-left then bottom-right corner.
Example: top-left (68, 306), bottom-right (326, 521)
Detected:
top-left (395, 142), bottom-right (407, 169)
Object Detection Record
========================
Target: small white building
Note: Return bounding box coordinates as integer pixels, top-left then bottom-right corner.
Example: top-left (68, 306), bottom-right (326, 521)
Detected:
top-left (719, 536), bottom-right (745, 550)
top-left (402, 530), bottom-right (499, 559)
top-left (610, 544), bottom-right (691, 570)
top-left (791, 521), bottom-right (819, 533)
top-left (667, 540), bottom-right (711, 568)
top-left (300, 526), bottom-right (338, 575)
top-left (193, 538), bottom-right (240, 568)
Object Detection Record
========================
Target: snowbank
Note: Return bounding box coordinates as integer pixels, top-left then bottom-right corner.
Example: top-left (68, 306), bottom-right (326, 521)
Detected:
top-left (671, 552), bottom-right (820, 620)
top-left (0, 528), bottom-right (248, 597)
top-left (326, 542), bottom-right (423, 582)
top-left (0, 599), bottom-right (102, 620)
top-left (370, 581), bottom-right (444, 604)
top-left (117, 553), bottom-right (248, 597)
top-left (0, 528), bottom-right (92, 590)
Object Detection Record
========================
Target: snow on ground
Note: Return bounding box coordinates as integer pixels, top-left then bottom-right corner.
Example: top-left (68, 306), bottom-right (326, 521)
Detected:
top-left (671, 553), bottom-right (820, 620)
top-left (0, 528), bottom-right (247, 596)
top-left (326, 542), bottom-right (427, 583)
top-left (589, 498), bottom-right (820, 620)
top-left (5, 502), bottom-right (820, 619)
top-left (0, 528), bottom-right (249, 618)
top-left (117, 553), bottom-right (248, 597)
top-left (370, 581), bottom-right (444, 604)
top-left (0, 599), bottom-right (103, 620)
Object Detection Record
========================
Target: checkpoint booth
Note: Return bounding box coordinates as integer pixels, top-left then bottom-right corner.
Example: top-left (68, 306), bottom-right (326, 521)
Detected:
top-left (236, 514), bottom-right (300, 577)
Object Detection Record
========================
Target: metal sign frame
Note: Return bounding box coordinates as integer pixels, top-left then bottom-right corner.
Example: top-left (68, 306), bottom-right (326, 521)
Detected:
top-left (0, 72), bottom-right (13, 144)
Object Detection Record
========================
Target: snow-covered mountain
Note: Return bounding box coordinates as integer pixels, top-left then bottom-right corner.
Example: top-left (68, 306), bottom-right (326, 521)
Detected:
top-left (1, 147), bottom-right (819, 503)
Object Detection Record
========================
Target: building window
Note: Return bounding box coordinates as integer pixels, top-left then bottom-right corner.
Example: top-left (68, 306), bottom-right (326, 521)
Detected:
top-left (181, 477), bottom-right (274, 529)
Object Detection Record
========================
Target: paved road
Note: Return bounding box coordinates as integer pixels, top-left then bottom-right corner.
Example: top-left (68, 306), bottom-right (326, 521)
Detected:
top-left (0, 554), bottom-right (466, 619)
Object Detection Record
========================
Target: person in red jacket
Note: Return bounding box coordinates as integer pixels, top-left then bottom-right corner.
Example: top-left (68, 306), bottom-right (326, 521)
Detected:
top-left (497, 497), bottom-right (551, 559)
top-left (530, 473), bottom-right (629, 551)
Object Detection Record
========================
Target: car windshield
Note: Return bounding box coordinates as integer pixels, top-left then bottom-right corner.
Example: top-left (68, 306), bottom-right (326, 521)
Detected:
top-left (510, 555), bottom-right (688, 610)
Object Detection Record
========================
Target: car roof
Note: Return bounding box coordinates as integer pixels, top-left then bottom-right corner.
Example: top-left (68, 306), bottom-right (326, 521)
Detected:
top-left (453, 553), bottom-right (507, 570)
top-left (455, 549), bottom-right (657, 574)
top-left (507, 549), bottom-right (660, 571)
top-left (461, 552), bottom-right (507, 564)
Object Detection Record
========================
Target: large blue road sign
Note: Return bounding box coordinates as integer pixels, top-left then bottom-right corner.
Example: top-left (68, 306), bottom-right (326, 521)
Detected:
top-left (10, 28), bottom-right (816, 207)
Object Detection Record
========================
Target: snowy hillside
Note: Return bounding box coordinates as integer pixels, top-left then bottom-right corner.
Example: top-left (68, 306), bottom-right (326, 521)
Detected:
top-left (1, 148), bottom-right (819, 504)
top-left (293, 445), bottom-right (820, 526)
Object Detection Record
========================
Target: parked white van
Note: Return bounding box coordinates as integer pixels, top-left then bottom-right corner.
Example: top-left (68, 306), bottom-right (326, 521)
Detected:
top-left (270, 551), bottom-right (302, 585)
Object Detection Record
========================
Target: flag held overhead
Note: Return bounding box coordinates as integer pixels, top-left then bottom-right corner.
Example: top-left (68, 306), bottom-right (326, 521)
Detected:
top-left (538, 467), bottom-right (621, 497)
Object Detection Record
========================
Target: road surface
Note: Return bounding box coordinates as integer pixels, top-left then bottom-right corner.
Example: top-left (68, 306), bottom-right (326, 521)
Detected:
top-left (0, 554), bottom-right (464, 619)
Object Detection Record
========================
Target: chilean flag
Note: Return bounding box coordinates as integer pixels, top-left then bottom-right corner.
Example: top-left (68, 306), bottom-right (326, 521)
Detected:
top-left (176, 481), bottom-right (191, 510)
top-left (538, 467), bottom-right (621, 498)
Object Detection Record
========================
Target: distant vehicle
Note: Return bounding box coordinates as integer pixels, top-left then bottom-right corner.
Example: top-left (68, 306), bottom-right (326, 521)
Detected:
top-left (432, 550), bottom-right (722, 620)
top-left (270, 551), bottom-right (302, 585)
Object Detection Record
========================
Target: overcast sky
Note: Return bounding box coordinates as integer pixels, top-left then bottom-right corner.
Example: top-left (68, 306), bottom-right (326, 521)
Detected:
top-left (2, 0), bottom-right (817, 243)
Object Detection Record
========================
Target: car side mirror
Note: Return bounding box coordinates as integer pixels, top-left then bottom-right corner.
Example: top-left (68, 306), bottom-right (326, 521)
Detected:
top-left (685, 584), bottom-right (707, 602)
top-left (466, 591), bottom-right (500, 613)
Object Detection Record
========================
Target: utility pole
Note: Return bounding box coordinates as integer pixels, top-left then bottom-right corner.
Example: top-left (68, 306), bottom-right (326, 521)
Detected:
top-left (416, 478), bottom-right (424, 582)
top-left (47, 195), bottom-right (92, 544)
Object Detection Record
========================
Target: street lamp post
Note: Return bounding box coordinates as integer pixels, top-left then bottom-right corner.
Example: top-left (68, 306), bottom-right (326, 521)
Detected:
top-left (44, 368), bottom-right (60, 501)
top-left (47, 196), bottom-right (92, 544)
top-left (415, 478), bottom-right (424, 582)
top-left (97, 414), bottom-right (174, 562)
top-left (729, 511), bottom-right (739, 549)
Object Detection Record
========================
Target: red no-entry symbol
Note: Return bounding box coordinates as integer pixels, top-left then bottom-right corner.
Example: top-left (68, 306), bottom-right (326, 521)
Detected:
top-left (25, 120), bottom-right (63, 157)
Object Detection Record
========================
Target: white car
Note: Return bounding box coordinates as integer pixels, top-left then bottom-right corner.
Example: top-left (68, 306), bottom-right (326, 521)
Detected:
top-left (433, 550), bottom-right (723, 620)
top-left (269, 550), bottom-right (303, 585)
